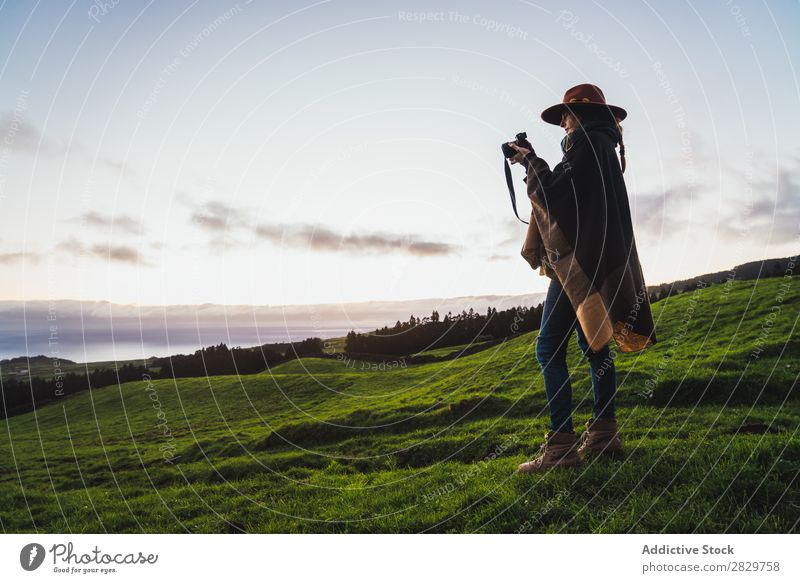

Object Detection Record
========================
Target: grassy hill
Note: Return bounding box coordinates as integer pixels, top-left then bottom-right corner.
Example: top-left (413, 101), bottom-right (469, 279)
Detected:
top-left (0, 277), bottom-right (798, 533)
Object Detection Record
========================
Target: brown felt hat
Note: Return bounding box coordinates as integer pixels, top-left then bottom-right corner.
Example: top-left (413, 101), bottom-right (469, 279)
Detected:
top-left (541, 83), bottom-right (627, 126)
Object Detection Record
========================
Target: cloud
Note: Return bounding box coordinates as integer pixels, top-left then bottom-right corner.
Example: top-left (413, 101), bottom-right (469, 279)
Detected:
top-left (101, 245), bottom-right (142, 264)
top-left (185, 198), bottom-right (458, 257)
top-left (0, 112), bottom-right (134, 177)
top-left (631, 185), bottom-right (695, 236)
top-left (0, 251), bottom-right (41, 264)
top-left (190, 200), bottom-right (248, 232)
top-left (630, 154), bottom-right (800, 246)
top-left (718, 165), bottom-right (800, 244)
top-left (60, 237), bottom-right (150, 266)
top-left (254, 223), bottom-right (458, 256)
top-left (486, 253), bottom-right (512, 261)
top-left (497, 232), bottom-right (521, 247)
top-left (76, 211), bottom-right (143, 235)
top-left (0, 111), bottom-right (51, 154)
top-left (495, 215), bottom-right (528, 247)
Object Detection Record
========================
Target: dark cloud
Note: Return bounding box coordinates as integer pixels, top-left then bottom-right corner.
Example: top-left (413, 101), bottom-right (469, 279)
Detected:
top-left (60, 237), bottom-right (86, 256)
top-left (98, 245), bottom-right (141, 264)
top-left (718, 165), bottom-right (800, 244)
top-left (497, 232), bottom-right (521, 247)
top-left (493, 215), bottom-right (527, 247)
top-left (630, 157), bottom-right (800, 245)
top-left (254, 223), bottom-right (458, 256)
top-left (0, 111), bottom-right (53, 154)
top-left (185, 197), bottom-right (458, 256)
top-left (631, 185), bottom-right (695, 236)
top-left (0, 111), bottom-right (133, 176)
top-left (190, 200), bottom-right (247, 231)
top-left (0, 251), bottom-right (40, 264)
top-left (60, 237), bottom-right (149, 266)
top-left (77, 211), bottom-right (143, 234)
top-left (486, 253), bottom-right (512, 261)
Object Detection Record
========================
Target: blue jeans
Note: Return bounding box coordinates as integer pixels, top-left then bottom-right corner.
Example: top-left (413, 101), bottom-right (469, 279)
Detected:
top-left (535, 278), bottom-right (617, 433)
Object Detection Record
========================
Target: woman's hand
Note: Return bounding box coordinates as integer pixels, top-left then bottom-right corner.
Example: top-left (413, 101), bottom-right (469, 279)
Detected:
top-left (507, 142), bottom-right (531, 165)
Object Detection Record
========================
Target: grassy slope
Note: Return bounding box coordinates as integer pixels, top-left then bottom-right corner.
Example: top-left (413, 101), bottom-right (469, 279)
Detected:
top-left (411, 340), bottom-right (496, 358)
top-left (0, 277), bottom-right (798, 533)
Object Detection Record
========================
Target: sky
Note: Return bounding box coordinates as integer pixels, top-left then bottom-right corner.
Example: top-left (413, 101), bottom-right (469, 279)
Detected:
top-left (1, 0), bottom-right (799, 308)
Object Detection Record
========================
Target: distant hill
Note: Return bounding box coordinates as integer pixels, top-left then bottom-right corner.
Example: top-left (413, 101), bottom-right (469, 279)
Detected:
top-left (647, 255), bottom-right (794, 295)
top-left (0, 355), bottom-right (76, 366)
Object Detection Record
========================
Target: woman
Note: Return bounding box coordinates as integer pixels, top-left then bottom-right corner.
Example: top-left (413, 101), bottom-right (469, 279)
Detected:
top-left (507, 84), bottom-right (658, 473)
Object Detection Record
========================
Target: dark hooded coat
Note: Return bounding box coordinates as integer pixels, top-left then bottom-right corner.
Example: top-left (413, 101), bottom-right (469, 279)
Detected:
top-left (520, 121), bottom-right (658, 353)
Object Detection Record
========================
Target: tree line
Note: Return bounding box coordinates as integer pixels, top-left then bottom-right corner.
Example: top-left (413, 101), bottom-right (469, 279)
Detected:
top-left (1, 362), bottom-right (155, 419)
top-left (1, 339), bottom-right (324, 419)
top-left (342, 275), bottom-right (749, 357)
top-left (344, 305), bottom-right (544, 356)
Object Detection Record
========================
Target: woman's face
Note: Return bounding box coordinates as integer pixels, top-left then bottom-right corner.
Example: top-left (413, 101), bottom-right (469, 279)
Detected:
top-left (561, 111), bottom-right (579, 133)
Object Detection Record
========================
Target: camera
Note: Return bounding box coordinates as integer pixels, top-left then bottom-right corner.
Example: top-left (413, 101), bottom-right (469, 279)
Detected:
top-left (501, 131), bottom-right (534, 224)
top-left (501, 131), bottom-right (533, 159)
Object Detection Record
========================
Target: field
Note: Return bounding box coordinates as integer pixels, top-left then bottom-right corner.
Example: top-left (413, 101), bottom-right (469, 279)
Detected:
top-left (0, 277), bottom-right (798, 533)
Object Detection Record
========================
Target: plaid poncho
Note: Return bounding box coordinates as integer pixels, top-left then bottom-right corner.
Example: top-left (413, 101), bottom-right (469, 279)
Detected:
top-left (520, 121), bottom-right (658, 353)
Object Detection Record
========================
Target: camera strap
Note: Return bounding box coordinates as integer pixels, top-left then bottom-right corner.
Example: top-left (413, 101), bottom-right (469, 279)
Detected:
top-left (504, 158), bottom-right (529, 225)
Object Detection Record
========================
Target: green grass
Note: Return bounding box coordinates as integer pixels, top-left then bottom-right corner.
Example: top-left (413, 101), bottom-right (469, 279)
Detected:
top-left (411, 339), bottom-right (496, 358)
top-left (322, 336), bottom-right (346, 354)
top-left (0, 277), bottom-right (798, 533)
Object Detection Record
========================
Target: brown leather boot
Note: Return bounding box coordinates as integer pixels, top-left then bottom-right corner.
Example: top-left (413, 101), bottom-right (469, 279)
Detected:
top-left (517, 430), bottom-right (581, 473)
top-left (577, 417), bottom-right (623, 460)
